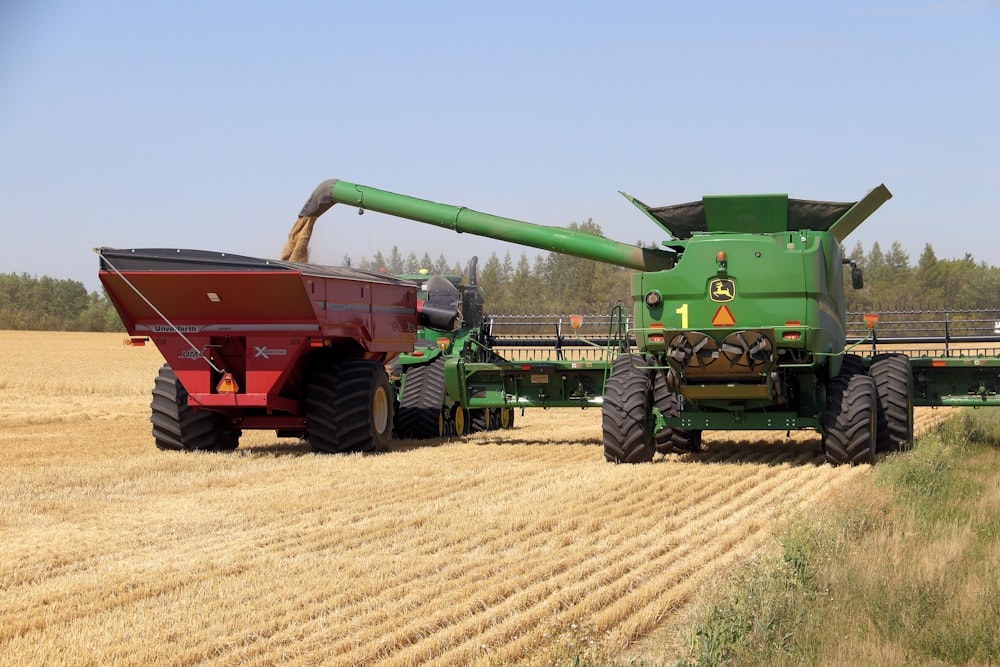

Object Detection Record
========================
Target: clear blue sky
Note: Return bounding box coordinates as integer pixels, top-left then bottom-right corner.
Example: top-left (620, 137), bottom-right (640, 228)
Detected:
top-left (2, 0), bottom-right (997, 293)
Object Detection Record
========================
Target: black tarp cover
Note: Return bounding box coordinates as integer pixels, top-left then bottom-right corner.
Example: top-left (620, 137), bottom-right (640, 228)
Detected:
top-left (634, 197), bottom-right (855, 240)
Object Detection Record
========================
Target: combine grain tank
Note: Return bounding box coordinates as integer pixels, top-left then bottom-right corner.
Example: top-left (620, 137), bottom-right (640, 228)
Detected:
top-left (98, 248), bottom-right (418, 453)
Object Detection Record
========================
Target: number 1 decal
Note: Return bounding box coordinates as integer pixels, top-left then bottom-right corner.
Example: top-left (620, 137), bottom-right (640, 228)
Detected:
top-left (675, 303), bottom-right (688, 328)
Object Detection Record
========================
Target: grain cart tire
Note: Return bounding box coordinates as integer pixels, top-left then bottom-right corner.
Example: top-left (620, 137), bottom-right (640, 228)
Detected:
top-left (823, 373), bottom-right (878, 465)
top-left (650, 364), bottom-right (701, 454)
top-left (306, 358), bottom-right (393, 453)
top-left (870, 353), bottom-right (914, 452)
top-left (395, 356), bottom-right (447, 439)
top-left (150, 364), bottom-right (240, 451)
top-left (603, 355), bottom-right (654, 463)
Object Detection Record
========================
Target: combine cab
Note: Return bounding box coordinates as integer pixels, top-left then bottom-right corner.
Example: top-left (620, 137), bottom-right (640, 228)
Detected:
top-left (98, 248), bottom-right (418, 453)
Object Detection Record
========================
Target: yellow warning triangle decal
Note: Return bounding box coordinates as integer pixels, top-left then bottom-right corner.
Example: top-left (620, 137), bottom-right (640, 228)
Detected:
top-left (711, 305), bottom-right (735, 327)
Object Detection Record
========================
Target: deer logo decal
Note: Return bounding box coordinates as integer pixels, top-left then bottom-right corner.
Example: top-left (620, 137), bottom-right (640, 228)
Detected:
top-left (710, 279), bottom-right (735, 302)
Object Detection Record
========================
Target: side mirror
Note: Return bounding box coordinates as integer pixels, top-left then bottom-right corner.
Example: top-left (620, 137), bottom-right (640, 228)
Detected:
top-left (846, 260), bottom-right (863, 289)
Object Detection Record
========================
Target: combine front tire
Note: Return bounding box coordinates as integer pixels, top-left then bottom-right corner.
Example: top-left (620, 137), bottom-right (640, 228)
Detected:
top-left (823, 373), bottom-right (878, 465)
top-left (150, 364), bottom-right (240, 451)
top-left (870, 353), bottom-right (914, 452)
top-left (602, 355), bottom-right (654, 463)
top-left (306, 358), bottom-right (393, 453)
top-left (395, 357), bottom-right (447, 439)
top-left (651, 366), bottom-right (701, 454)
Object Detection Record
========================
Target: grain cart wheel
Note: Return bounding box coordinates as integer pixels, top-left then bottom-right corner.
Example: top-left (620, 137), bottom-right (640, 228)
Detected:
top-left (395, 356), bottom-right (447, 439)
top-left (650, 363), bottom-right (700, 455)
top-left (602, 355), bottom-right (654, 463)
top-left (150, 364), bottom-right (240, 451)
top-left (869, 353), bottom-right (914, 452)
top-left (305, 358), bottom-right (393, 453)
top-left (823, 373), bottom-right (878, 465)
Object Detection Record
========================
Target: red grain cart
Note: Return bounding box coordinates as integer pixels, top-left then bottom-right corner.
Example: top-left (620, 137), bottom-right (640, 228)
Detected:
top-left (98, 248), bottom-right (418, 453)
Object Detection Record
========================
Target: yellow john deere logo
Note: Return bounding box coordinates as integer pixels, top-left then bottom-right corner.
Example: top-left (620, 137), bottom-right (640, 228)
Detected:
top-left (710, 279), bottom-right (735, 302)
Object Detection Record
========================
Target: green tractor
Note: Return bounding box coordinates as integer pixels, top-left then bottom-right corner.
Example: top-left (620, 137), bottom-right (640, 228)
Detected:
top-left (296, 178), bottom-right (1000, 464)
top-left (390, 258), bottom-right (516, 438)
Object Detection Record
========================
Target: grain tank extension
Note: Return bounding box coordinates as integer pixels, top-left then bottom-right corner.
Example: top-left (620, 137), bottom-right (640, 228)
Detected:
top-left (293, 177), bottom-right (1000, 465)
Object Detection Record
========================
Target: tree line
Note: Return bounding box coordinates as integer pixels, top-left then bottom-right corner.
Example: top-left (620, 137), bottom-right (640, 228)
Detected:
top-left (2, 229), bottom-right (998, 332)
top-left (350, 223), bottom-right (1000, 315)
top-left (0, 273), bottom-right (122, 331)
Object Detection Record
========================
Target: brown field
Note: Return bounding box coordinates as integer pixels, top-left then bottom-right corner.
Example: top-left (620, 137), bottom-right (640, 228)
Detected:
top-left (0, 331), bottom-right (958, 665)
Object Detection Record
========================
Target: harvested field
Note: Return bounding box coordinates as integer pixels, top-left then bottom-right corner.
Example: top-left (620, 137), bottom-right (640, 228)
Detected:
top-left (0, 331), bottom-right (958, 665)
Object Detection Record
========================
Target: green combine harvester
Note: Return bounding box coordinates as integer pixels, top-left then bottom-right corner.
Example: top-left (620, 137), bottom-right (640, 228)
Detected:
top-left (297, 178), bottom-right (1000, 465)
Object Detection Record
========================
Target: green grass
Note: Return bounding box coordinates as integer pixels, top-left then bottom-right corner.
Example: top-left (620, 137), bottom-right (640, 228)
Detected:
top-left (670, 409), bottom-right (1000, 666)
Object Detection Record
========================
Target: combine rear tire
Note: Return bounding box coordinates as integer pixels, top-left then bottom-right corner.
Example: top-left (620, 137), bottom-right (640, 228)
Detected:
top-left (870, 353), bottom-right (914, 452)
top-left (306, 358), bottom-right (393, 453)
top-left (823, 373), bottom-right (877, 465)
top-left (150, 364), bottom-right (240, 451)
top-left (603, 355), bottom-right (654, 463)
top-left (395, 357), bottom-right (447, 439)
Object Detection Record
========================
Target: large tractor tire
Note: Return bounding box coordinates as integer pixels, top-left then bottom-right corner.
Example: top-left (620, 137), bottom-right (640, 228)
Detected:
top-left (305, 358), bottom-right (393, 453)
top-left (602, 354), bottom-right (654, 464)
top-left (395, 356), bottom-right (447, 439)
top-left (870, 353), bottom-right (914, 452)
top-left (150, 364), bottom-right (240, 451)
top-left (823, 373), bottom-right (878, 465)
top-left (651, 365), bottom-right (701, 455)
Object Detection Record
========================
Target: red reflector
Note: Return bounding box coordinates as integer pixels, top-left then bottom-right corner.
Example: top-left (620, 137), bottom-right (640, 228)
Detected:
top-left (124, 337), bottom-right (148, 347)
top-left (785, 321), bottom-right (800, 327)
top-left (932, 360), bottom-right (946, 367)
top-left (649, 322), bottom-right (664, 329)
top-left (782, 332), bottom-right (801, 340)
top-left (216, 372), bottom-right (239, 393)
top-left (521, 364), bottom-right (531, 370)
top-left (412, 350), bottom-right (424, 357)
